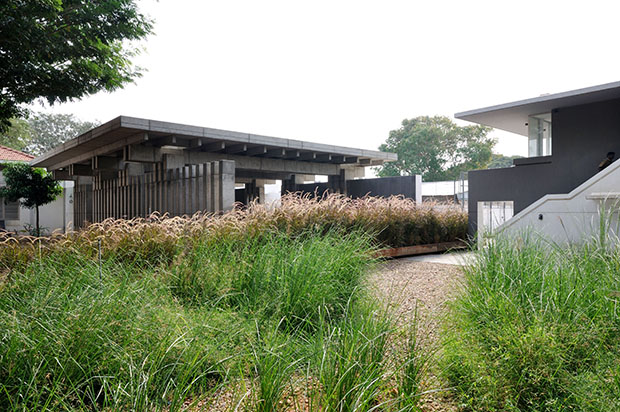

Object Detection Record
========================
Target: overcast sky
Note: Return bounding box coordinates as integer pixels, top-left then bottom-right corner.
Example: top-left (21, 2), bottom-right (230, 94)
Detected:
top-left (40, 0), bottom-right (620, 157)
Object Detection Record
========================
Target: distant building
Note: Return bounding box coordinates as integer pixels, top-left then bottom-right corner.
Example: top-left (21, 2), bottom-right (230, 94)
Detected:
top-left (422, 180), bottom-right (467, 204)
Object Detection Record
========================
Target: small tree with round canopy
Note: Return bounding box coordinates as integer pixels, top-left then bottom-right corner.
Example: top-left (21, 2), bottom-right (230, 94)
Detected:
top-left (0, 163), bottom-right (62, 236)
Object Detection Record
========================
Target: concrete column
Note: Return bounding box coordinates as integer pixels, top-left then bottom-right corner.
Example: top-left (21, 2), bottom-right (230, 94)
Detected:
top-left (327, 170), bottom-right (346, 194)
top-left (218, 160), bottom-right (235, 212)
top-left (281, 175), bottom-right (297, 195)
top-left (210, 162), bottom-right (219, 213)
top-left (258, 185), bottom-right (266, 204)
top-left (414, 174), bottom-right (422, 204)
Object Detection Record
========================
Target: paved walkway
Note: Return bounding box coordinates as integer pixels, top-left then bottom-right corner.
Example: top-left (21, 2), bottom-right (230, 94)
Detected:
top-left (402, 250), bottom-right (476, 266)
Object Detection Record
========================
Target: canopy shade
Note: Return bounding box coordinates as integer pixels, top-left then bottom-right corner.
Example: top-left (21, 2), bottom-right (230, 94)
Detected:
top-left (455, 81), bottom-right (620, 136)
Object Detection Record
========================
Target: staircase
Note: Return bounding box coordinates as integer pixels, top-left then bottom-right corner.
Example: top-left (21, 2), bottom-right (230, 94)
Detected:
top-left (495, 158), bottom-right (620, 243)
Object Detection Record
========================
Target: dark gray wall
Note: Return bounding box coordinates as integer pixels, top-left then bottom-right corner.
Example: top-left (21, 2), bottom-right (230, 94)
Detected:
top-left (347, 176), bottom-right (418, 199)
top-left (468, 97), bottom-right (620, 235)
top-left (294, 182), bottom-right (332, 198)
top-left (293, 176), bottom-right (420, 200)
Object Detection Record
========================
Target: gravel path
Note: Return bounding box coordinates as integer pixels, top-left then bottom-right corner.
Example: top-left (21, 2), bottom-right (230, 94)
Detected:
top-left (370, 259), bottom-right (464, 329)
top-left (369, 259), bottom-right (465, 412)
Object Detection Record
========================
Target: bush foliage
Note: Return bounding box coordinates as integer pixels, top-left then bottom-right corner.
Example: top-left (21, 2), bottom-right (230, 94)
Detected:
top-left (0, 193), bottom-right (436, 411)
top-left (0, 192), bottom-right (466, 272)
top-left (443, 236), bottom-right (620, 411)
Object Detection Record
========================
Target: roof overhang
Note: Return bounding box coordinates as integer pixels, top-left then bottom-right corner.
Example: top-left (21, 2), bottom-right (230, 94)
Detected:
top-left (455, 81), bottom-right (620, 136)
top-left (31, 116), bottom-right (397, 172)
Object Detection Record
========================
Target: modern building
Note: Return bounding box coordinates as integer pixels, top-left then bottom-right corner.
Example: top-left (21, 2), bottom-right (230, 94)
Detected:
top-left (0, 145), bottom-right (72, 233)
top-left (31, 116), bottom-right (397, 228)
top-left (456, 81), bottom-right (620, 242)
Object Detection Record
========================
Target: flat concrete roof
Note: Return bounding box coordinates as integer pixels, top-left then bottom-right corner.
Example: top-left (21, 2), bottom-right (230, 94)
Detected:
top-left (455, 81), bottom-right (620, 136)
top-left (31, 116), bottom-right (397, 170)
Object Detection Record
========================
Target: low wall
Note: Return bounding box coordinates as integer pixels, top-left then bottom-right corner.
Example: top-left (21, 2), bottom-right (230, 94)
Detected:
top-left (294, 175), bottom-right (422, 202)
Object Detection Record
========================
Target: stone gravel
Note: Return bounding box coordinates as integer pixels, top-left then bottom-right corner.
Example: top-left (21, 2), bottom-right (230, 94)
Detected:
top-left (369, 259), bottom-right (465, 412)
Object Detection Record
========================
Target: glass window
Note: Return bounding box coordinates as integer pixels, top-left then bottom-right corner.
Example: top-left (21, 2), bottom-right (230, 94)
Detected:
top-left (528, 113), bottom-right (552, 157)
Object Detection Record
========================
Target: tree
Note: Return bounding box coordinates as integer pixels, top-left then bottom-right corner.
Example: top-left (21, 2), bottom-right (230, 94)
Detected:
top-left (488, 153), bottom-right (522, 169)
top-left (377, 116), bottom-right (496, 182)
top-left (0, 112), bottom-right (98, 155)
top-left (25, 112), bottom-right (99, 156)
top-left (0, 163), bottom-right (62, 236)
top-left (0, 0), bottom-right (153, 131)
top-left (0, 118), bottom-right (32, 151)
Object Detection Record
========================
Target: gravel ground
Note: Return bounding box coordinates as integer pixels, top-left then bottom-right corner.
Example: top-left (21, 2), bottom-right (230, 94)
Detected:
top-left (369, 259), bottom-right (464, 330)
top-left (369, 259), bottom-right (465, 412)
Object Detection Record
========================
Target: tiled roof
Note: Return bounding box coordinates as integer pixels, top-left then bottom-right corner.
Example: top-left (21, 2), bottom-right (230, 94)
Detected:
top-left (0, 145), bottom-right (34, 162)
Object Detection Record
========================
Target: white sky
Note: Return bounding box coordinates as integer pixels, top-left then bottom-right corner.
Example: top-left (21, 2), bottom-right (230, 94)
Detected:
top-left (40, 0), bottom-right (620, 157)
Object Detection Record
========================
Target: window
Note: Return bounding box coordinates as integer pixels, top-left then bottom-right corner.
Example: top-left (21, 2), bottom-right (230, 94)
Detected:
top-left (528, 113), bottom-right (552, 157)
top-left (0, 198), bottom-right (19, 220)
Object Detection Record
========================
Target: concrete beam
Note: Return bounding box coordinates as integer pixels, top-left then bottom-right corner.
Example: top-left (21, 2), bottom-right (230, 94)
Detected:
top-left (200, 141), bottom-right (226, 153)
top-left (266, 148), bottom-right (286, 157)
top-left (236, 169), bottom-right (292, 181)
top-left (125, 163), bottom-right (145, 176)
top-left (186, 151), bottom-right (340, 176)
top-left (52, 170), bottom-right (76, 180)
top-left (124, 144), bottom-right (162, 163)
top-left (69, 163), bottom-right (94, 176)
top-left (154, 135), bottom-right (192, 148)
top-left (44, 132), bottom-right (148, 170)
top-left (299, 152), bottom-right (316, 161)
top-left (343, 167), bottom-right (365, 180)
top-left (92, 156), bottom-right (122, 171)
top-left (246, 145), bottom-right (267, 156)
top-left (225, 143), bottom-right (247, 154)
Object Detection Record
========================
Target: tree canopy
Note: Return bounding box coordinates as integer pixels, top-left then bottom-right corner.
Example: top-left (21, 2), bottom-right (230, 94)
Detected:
top-left (0, 163), bottom-right (62, 235)
top-left (0, 118), bottom-right (31, 152)
top-left (25, 112), bottom-right (99, 156)
top-left (377, 116), bottom-right (496, 182)
top-left (0, 112), bottom-right (98, 156)
top-left (488, 153), bottom-right (522, 169)
top-left (0, 0), bottom-right (152, 131)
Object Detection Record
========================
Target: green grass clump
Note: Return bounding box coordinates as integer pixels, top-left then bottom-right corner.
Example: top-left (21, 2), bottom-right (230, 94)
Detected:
top-left (443, 237), bottom-right (620, 411)
top-left (0, 253), bottom-right (239, 410)
top-left (0, 194), bottom-right (442, 411)
top-left (0, 225), bottom-right (429, 411)
top-left (171, 230), bottom-right (374, 332)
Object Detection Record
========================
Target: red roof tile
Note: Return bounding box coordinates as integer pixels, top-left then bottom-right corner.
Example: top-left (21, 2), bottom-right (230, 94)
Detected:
top-left (0, 145), bottom-right (34, 162)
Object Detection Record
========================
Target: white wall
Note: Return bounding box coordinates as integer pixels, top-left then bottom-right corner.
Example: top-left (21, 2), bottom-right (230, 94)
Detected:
top-left (497, 158), bottom-right (620, 244)
top-left (1, 172), bottom-right (74, 234)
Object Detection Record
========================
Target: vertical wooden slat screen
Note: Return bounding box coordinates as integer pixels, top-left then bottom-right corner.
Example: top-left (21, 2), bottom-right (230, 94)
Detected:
top-left (74, 160), bottom-right (234, 227)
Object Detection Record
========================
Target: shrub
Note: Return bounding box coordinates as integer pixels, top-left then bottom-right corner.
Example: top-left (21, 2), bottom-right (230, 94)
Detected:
top-left (0, 193), bottom-right (467, 273)
top-left (0, 193), bottom-right (438, 411)
top-left (443, 237), bottom-right (620, 411)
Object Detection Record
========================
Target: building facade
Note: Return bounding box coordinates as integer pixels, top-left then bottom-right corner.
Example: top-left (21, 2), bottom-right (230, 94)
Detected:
top-left (31, 116), bottom-right (397, 228)
top-left (456, 81), bottom-right (620, 242)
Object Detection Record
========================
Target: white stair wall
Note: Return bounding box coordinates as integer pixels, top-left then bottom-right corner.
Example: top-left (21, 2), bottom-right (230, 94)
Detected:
top-left (496, 158), bottom-right (620, 243)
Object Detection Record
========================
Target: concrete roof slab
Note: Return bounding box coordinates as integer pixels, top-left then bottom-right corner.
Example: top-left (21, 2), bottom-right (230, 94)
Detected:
top-left (455, 81), bottom-right (620, 136)
top-left (31, 116), bottom-right (396, 170)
